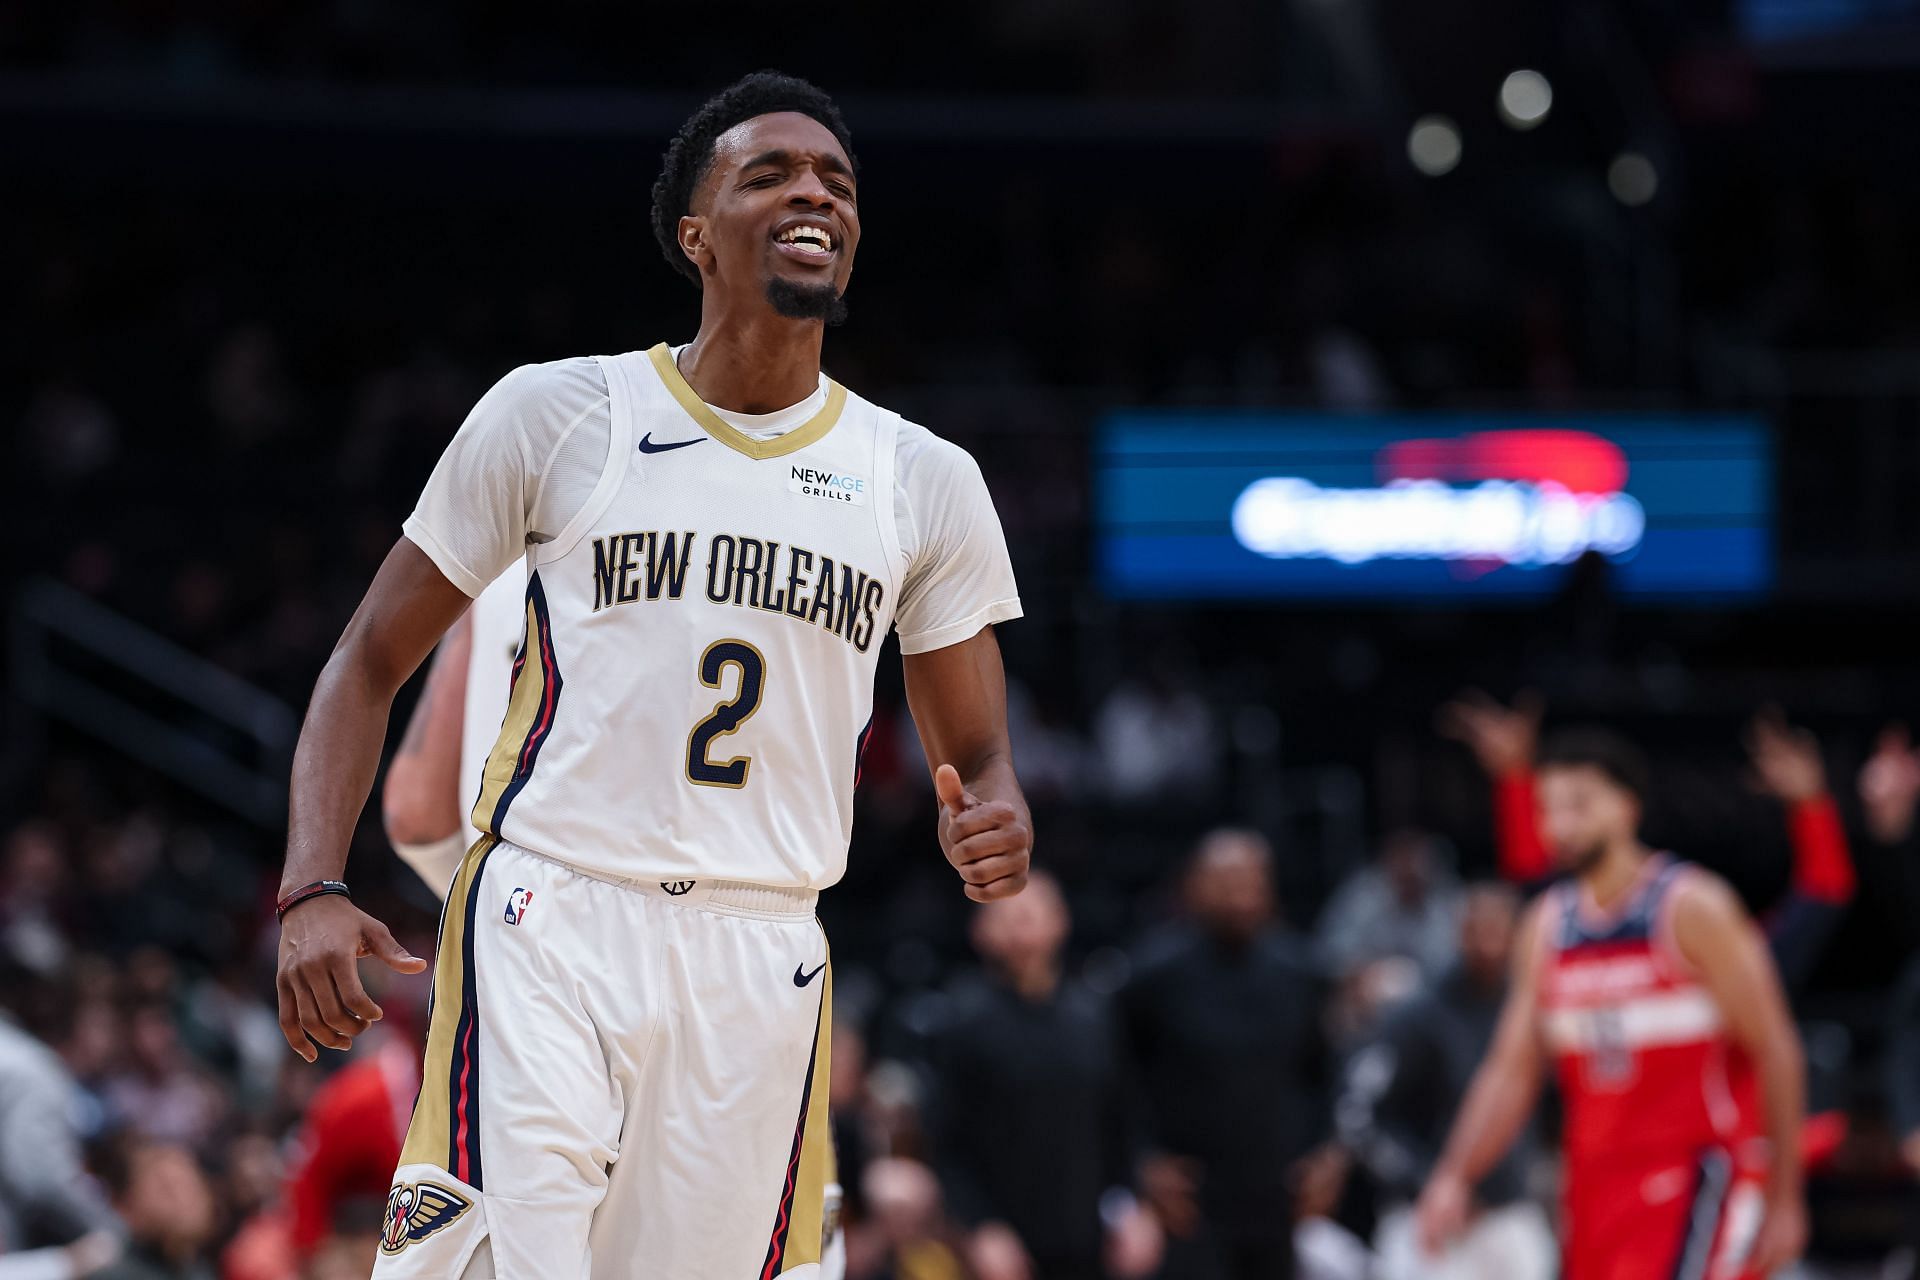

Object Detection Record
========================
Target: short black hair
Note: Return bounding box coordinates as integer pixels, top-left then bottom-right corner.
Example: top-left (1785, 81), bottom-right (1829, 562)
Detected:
top-left (1537, 726), bottom-right (1651, 803)
top-left (650, 71), bottom-right (858, 287)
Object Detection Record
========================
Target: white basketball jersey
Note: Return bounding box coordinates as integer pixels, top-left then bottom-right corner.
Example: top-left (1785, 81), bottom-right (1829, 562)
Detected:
top-left (469, 345), bottom-right (900, 889)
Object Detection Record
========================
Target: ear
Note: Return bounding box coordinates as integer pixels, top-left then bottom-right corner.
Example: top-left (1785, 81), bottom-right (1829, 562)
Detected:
top-left (677, 214), bottom-right (712, 275)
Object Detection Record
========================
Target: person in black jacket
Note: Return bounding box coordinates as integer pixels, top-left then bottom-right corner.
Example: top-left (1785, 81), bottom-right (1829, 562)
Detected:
top-left (930, 871), bottom-right (1162, 1280)
top-left (1334, 882), bottom-right (1555, 1279)
top-left (1118, 829), bottom-right (1330, 1280)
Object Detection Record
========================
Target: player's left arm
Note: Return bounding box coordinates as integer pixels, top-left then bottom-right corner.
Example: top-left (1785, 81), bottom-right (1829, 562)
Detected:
top-left (381, 609), bottom-right (472, 898)
top-left (903, 627), bottom-right (1031, 903)
top-left (1671, 872), bottom-right (1809, 1274)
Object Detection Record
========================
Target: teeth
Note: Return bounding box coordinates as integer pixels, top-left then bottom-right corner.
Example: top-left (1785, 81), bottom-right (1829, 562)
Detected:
top-left (778, 226), bottom-right (833, 252)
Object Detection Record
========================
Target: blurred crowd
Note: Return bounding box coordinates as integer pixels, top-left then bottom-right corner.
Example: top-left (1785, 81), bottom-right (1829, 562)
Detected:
top-left (8, 682), bottom-right (1920, 1279)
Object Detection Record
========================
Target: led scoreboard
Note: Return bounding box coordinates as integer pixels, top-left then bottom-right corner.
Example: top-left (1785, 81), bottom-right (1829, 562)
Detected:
top-left (1095, 414), bottom-right (1772, 603)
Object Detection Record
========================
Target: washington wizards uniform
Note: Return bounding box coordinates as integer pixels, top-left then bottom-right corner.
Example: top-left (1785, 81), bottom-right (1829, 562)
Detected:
top-left (378, 344), bottom-right (1020, 1279)
top-left (1538, 857), bottom-right (1767, 1280)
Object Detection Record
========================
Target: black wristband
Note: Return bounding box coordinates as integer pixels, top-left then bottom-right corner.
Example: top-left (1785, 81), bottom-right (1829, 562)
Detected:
top-left (277, 879), bottom-right (351, 922)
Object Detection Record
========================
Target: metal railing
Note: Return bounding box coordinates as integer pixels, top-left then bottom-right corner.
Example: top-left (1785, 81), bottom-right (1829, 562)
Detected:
top-left (9, 579), bottom-right (298, 827)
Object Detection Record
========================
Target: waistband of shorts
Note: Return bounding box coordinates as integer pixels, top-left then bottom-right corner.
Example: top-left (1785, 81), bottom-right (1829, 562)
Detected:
top-left (503, 841), bottom-right (818, 921)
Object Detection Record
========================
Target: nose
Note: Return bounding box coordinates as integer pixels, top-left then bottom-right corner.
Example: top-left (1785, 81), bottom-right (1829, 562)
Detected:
top-left (786, 164), bottom-right (835, 209)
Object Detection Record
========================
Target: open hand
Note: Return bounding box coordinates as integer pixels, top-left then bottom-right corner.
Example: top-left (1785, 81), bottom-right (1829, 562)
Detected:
top-left (1437, 690), bottom-right (1543, 777)
top-left (276, 894), bottom-right (426, 1062)
top-left (934, 763), bottom-right (1030, 903)
top-left (1745, 707), bottom-right (1826, 804)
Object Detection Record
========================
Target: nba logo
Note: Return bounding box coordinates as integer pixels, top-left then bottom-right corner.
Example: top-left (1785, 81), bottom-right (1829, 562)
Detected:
top-left (504, 887), bottom-right (533, 926)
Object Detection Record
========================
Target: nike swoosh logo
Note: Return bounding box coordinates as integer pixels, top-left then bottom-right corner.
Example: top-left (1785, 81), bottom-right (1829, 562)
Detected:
top-left (793, 961), bottom-right (827, 988)
top-left (637, 432), bottom-right (706, 454)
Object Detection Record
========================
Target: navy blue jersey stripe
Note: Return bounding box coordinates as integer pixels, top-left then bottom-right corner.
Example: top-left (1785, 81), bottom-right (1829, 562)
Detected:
top-left (488, 572), bottom-right (564, 835)
top-left (447, 840), bottom-right (493, 1188)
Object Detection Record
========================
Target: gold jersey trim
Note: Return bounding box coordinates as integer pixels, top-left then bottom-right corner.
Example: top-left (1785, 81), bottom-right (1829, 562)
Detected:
top-left (646, 343), bottom-right (847, 461)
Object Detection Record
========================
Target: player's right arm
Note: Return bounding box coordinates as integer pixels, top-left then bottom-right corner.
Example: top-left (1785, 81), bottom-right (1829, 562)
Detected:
top-left (277, 361), bottom-right (576, 1062)
top-left (891, 426), bottom-right (1027, 903)
top-left (1437, 689), bottom-right (1549, 883)
top-left (276, 540), bottom-right (469, 1060)
top-left (1413, 896), bottom-right (1550, 1254)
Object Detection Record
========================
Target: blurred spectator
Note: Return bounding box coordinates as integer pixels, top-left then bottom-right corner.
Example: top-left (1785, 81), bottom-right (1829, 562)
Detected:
top-left (280, 1039), bottom-right (415, 1260)
top-left (102, 1006), bottom-right (225, 1151)
top-left (0, 977), bottom-right (120, 1261)
top-left (1887, 952), bottom-right (1920, 1178)
top-left (88, 1139), bottom-right (217, 1280)
top-left (1002, 681), bottom-right (1093, 805)
top-left (1335, 883), bottom-right (1554, 1280)
top-left (848, 1158), bottom-right (961, 1280)
top-left (1860, 724), bottom-right (1920, 849)
top-left (299, 1197), bottom-right (384, 1280)
top-left (1315, 830), bottom-right (1460, 982)
top-left (928, 872), bottom-right (1160, 1280)
top-left (1742, 708), bottom-right (1857, 991)
top-left (1118, 830), bottom-right (1329, 1279)
top-left (0, 824), bottom-right (72, 979)
top-left (830, 1018), bottom-right (953, 1280)
top-left (1095, 672), bottom-right (1217, 804)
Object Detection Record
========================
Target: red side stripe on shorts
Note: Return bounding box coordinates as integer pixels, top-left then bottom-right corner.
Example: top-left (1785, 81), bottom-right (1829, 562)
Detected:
top-left (759, 994), bottom-right (825, 1279)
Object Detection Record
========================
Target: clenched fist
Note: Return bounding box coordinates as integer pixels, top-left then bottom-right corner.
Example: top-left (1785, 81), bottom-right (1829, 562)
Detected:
top-left (934, 763), bottom-right (1030, 903)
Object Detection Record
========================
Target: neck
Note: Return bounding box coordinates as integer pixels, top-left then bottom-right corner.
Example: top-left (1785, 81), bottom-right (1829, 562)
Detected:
top-left (1582, 837), bottom-right (1651, 909)
top-left (1004, 959), bottom-right (1060, 1002)
top-left (679, 305), bottom-right (824, 414)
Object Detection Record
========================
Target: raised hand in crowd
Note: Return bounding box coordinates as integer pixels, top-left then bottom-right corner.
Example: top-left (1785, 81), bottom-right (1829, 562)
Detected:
top-left (1860, 724), bottom-right (1920, 846)
top-left (1436, 690), bottom-right (1544, 779)
top-left (1745, 707), bottom-right (1828, 805)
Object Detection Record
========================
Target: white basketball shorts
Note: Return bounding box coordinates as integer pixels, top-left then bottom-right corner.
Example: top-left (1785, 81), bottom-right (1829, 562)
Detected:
top-left (372, 836), bottom-right (833, 1279)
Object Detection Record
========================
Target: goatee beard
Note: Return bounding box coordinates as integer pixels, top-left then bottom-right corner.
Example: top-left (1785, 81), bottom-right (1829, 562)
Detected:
top-left (766, 277), bottom-right (848, 325)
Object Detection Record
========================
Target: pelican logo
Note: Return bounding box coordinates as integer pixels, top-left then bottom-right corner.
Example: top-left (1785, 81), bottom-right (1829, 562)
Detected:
top-left (380, 1181), bottom-right (472, 1255)
top-left (661, 880), bottom-right (696, 896)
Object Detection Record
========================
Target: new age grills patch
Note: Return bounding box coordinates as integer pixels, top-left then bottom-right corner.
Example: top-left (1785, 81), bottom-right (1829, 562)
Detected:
top-left (789, 464), bottom-right (867, 506)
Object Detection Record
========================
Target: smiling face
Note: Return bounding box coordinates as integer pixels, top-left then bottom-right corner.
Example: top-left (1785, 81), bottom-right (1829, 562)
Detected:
top-left (679, 111), bottom-right (860, 321)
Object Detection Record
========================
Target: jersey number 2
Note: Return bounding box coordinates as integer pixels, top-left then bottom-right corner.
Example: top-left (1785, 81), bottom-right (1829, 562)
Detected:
top-left (687, 639), bottom-right (766, 788)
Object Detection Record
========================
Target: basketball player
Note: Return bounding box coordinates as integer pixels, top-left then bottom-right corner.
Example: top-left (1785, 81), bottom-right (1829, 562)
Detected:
top-left (273, 71), bottom-right (1030, 1279)
top-left (1414, 729), bottom-right (1807, 1280)
top-left (381, 565), bottom-right (849, 1277)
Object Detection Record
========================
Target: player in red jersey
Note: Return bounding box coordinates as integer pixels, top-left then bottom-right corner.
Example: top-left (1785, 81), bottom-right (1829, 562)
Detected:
top-left (1414, 728), bottom-right (1808, 1280)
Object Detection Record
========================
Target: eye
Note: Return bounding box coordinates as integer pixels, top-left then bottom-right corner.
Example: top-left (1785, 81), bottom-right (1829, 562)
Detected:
top-left (745, 173), bottom-right (783, 188)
